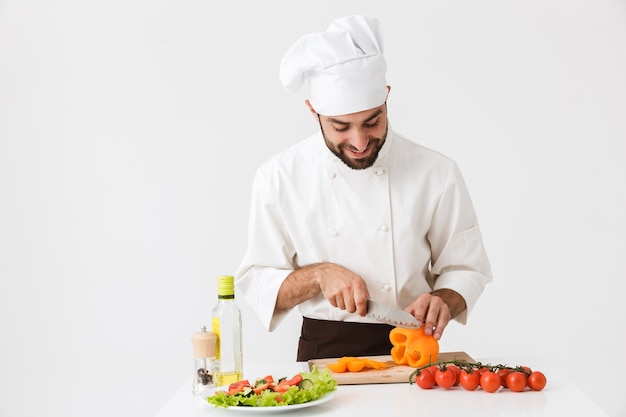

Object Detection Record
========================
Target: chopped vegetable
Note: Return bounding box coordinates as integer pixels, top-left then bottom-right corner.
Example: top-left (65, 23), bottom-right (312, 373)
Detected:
top-left (325, 356), bottom-right (388, 373)
top-left (299, 379), bottom-right (313, 390)
top-left (326, 361), bottom-right (347, 373)
top-left (389, 326), bottom-right (439, 368)
top-left (206, 366), bottom-right (337, 408)
top-left (285, 374), bottom-right (303, 386)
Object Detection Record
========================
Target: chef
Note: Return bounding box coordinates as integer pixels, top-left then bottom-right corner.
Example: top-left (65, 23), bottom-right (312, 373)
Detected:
top-left (235, 15), bottom-right (492, 361)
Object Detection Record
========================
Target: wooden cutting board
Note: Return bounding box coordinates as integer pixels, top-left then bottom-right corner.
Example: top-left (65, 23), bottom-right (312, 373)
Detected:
top-left (308, 352), bottom-right (474, 384)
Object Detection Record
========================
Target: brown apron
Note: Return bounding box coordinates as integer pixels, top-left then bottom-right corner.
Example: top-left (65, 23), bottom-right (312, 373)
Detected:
top-left (296, 316), bottom-right (394, 361)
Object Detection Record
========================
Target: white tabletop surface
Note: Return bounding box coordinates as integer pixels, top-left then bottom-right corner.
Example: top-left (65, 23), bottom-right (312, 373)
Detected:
top-left (153, 359), bottom-right (609, 417)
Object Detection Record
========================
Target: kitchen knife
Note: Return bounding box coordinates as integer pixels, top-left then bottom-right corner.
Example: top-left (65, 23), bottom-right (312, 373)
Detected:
top-left (366, 300), bottom-right (421, 329)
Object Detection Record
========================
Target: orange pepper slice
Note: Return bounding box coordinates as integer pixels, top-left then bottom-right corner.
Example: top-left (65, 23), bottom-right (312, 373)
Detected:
top-left (326, 361), bottom-right (347, 373)
top-left (347, 359), bottom-right (366, 372)
top-left (365, 359), bottom-right (388, 370)
top-left (325, 357), bottom-right (388, 373)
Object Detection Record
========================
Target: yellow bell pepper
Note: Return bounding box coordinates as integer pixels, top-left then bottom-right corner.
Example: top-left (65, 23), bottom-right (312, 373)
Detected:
top-left (389, 326), bottom-right (439, 368)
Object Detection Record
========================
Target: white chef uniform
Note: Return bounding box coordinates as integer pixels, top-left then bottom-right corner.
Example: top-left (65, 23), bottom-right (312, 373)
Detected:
top-left (235, 127), bottom-right (492, 332)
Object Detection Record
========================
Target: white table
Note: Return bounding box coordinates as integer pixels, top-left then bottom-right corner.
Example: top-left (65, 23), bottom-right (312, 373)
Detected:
top-left (154, 359), bottom-right (609, 417)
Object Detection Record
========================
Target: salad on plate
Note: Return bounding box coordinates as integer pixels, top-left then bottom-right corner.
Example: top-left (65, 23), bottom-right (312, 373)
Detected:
top-left (206, 366), bottom-right (337, 408)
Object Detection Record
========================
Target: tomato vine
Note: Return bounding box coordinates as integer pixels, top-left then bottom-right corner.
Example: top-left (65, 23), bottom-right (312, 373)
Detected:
top-left (408, 359), bottom-right (547, 392)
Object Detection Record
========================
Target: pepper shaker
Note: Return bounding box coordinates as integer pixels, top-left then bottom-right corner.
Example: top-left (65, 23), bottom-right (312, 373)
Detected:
top-left (191, 325), bottom-right (217, 395)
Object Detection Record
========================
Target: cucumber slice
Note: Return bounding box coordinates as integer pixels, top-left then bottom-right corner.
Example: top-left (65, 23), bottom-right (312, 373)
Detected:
top-left (299, 379), bottom-right (314, 390)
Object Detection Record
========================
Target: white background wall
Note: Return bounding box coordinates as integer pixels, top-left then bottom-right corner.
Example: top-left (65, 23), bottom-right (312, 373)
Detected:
top-left (1, 1), bottom-right (625, 416)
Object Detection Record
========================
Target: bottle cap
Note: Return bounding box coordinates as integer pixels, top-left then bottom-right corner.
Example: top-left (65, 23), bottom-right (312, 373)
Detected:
top-left (217, 275), bottom-right (235, 298)
top-left (191, 325), bottom-right (217, 359)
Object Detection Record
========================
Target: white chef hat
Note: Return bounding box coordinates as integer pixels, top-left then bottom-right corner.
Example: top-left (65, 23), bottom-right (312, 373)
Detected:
top-left (279, 15), bottom-right (388, 116)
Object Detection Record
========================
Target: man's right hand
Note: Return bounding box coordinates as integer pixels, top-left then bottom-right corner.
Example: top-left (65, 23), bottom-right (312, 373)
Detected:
top-left (276, 262), bottom-right (370, 316)
top-left (316, 263), bottom-right (370, 316)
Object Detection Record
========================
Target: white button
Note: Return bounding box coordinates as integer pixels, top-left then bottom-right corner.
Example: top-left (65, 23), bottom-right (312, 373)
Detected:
top-left (329, 228), bottom-right (338, 236)
top-left (375, 168), bottom-right (385, 175)
top-left (382, 284), bottom-right (392, 291)
top-left (328, 171), bottom-right (336, 179)
top-left (379, 225), bottom-right (389, 232)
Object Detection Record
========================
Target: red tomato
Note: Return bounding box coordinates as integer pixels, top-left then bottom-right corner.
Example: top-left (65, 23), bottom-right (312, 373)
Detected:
top-left (527, 371), bottom-right (547, 391)
top-left (414, 369), bottom-right (436, 389)
top-left (435, 368), bottom-right (456, 389)
top-left (228, 380), bottom-right (250, 390)
top-left (252, 383), bottom-right (270, 394)
top-left (285, 374), bottom-right (303, 386)
top-left (259, 375), bottom-right (274, 384)
top-left (477, 366), bottom-right (490, 376)
top-left (497, 368), bottom-right (511, 388)
top-left (425, 365), bottom-right (439, 375)
top-left (480, 371), bottom-right (501, 393)
top-left (459, 370), bottom-right (480, 391)
top-left (447, 365), bottom-right (462, 386)
top-left (272, 383), bottom-right (291, 393)
top-left (506, 372), bottom-right (528, 392)
top-left (228, 384), bottom-right (246, 395)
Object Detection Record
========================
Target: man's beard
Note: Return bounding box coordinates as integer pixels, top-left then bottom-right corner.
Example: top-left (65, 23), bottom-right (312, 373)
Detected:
top-left (321, 124), bottom-right (388, 170)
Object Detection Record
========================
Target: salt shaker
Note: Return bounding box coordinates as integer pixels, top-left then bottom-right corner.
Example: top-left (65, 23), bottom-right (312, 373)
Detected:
top-left (191, 325), bottom-right (217, 395)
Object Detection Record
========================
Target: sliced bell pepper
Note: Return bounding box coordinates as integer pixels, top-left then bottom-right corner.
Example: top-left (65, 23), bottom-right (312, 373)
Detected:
top-left (325, 357), bottom-right (388, 373)
top-left (389, 326), bottom-right (439, 368)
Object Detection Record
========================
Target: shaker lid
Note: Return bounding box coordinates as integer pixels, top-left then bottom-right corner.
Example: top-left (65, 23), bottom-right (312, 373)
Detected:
top-left (191, 325), bottom-right (217, 358)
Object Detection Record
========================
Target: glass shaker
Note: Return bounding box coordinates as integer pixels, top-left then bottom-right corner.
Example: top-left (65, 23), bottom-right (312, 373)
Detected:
top-left (191, 325), bottom-right (217, 395)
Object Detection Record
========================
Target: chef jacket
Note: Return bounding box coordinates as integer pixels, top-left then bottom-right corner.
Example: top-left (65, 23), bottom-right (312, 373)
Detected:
top-left (235, 128), bottom-right (492, 332)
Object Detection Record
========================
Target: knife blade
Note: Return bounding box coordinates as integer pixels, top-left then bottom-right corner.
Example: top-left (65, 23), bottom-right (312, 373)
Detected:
top-left (366, 300), bottom-right (421, 329)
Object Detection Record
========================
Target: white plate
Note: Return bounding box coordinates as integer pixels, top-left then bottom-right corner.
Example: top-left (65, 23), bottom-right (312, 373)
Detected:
top-left (205, 389), bottom-right (336, 413)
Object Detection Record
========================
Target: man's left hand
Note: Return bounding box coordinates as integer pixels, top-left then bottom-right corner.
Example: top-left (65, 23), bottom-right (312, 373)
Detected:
top-left (405, 289), bottom-right (466, 340)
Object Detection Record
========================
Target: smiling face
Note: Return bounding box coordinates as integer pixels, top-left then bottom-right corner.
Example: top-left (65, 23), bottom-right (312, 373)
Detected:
top-left (308, 101), bottom-right (389, 170)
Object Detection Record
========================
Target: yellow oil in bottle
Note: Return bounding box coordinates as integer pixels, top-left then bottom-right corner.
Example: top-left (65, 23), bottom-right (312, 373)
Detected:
top-left (216, 370), bottom-right (243, 386)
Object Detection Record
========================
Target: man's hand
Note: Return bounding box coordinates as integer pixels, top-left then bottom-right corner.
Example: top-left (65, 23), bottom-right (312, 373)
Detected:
top-left (405, 289), bottom-right (466, 340)
top-left (276, 262), bottom-right (370, 316)
top-left (316, 263), bottom-right (370, 316)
